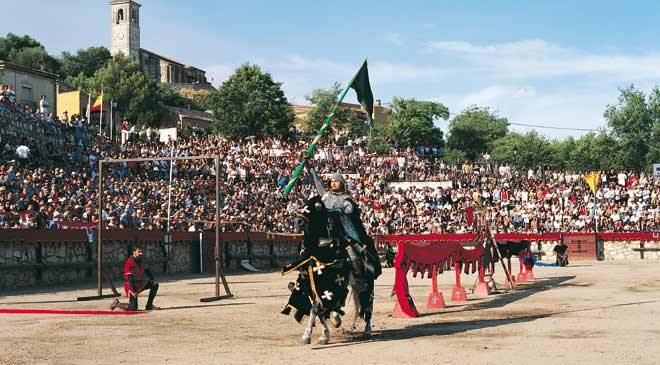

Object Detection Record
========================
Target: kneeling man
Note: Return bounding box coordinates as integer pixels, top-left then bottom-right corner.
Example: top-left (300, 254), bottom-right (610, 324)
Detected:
top-left (111, 245), bottom-right (161, 311)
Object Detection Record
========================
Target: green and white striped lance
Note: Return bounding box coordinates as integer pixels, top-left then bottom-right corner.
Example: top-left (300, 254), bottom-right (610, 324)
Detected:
top-left (282, 60), bottom-right (374, 195)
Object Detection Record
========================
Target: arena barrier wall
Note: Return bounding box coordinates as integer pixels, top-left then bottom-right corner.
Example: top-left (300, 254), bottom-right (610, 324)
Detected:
top-left (375, 232), bottom-right (660, 262)
top-left (0, 229), bottom-right (302, 291)
top-left (2, 230), bottom-right (659, 290)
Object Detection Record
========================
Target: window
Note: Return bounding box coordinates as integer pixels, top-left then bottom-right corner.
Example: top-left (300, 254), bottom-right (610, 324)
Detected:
top-left (117, 9), bottom-right (124, 24)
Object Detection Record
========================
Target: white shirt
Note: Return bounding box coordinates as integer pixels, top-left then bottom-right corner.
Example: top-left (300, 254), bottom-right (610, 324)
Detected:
top-left (16, 145), bottom-right (29, 159)
top-left (617, 173), bottom-right (627, 186)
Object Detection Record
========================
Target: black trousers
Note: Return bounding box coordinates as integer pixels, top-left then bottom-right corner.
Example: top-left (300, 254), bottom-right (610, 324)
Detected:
top-left (556, 255), bottom-right (569, 267)
top-left (124, 281), bottom-right (159, 310)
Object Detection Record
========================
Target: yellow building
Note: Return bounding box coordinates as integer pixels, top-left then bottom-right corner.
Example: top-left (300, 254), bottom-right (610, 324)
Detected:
top-left (56, 87), bottom-right (89, 117)
top-left (0, 61), bottom-right (58, 114)
top-left (56, 86), bottom-right (111, 128)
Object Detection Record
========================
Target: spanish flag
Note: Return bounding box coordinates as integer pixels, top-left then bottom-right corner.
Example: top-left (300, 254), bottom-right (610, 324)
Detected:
top-left (583, 172), bottom-right (601, 194)
top-left (90, 92), bottom-right (103, 112)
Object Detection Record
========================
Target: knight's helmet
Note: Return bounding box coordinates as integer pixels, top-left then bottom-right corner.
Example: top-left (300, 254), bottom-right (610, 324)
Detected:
top-left (330, 173), bottom-right (347, 193)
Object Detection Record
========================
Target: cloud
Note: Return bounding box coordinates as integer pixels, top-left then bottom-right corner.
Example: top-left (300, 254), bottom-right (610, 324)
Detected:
top-left (432, 84), bottom-right (612, 139)
top-left (385, 32), bottom-right (404, 46)
top-left (425, 39), bottom-right (660, 80)
top-left (203, 64), bottom-right (236, 88)
top-left (205, 55), bottom-right (449, 105)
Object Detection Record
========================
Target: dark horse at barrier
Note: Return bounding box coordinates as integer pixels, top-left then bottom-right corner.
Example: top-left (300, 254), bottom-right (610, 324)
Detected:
top-left (281, 196), bottom-right (380, 345)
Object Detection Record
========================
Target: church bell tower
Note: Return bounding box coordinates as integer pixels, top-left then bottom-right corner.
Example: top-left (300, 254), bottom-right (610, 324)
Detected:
top-left (110, 0), bottom-right (141, 61)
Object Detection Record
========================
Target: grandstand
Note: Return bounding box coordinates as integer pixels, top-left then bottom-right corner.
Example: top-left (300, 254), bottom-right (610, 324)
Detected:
top-left (0, 105), bottom-right (655, 234)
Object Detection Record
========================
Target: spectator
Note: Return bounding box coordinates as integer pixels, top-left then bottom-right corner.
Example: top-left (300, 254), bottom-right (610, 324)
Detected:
top-left (39, 95), bottom-right (49, 114)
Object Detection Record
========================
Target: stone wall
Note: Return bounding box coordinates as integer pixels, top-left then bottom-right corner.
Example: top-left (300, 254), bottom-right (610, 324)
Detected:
top-left (0, 230), bottom-right (302, 291)
top-left (604, 240), bottom-right (660, 261)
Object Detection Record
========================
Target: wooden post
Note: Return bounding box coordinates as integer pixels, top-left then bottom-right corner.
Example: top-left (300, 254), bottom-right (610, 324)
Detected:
top-left (200, 156), bottom-right (233, 302)
top-left (215, 155), bottom-right (220, 297)
top-left (97, 160), bottom-right (103, 296)
top-left (77, 159), bottom-right (120, 301)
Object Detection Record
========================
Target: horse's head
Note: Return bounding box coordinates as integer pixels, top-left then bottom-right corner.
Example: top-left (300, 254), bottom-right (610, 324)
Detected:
top-left (294, 196), bottom-right (328, 236)
top-left (294, 195), bottom-right (346, 257)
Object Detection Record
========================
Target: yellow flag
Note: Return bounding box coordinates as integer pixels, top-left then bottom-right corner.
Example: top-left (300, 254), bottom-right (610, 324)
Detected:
top-left (583, 172), bottom-right (601, 194)
top-left (91, 91), bottom-right (103, 112)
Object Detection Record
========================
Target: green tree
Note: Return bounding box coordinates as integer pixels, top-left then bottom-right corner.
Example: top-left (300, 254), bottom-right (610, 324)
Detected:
top-left (388, 97), bottom-right (448, 148)
top-left (367, 124), bottom-right (391, 154)
top-left (446, 106), bottom-right (509, 160)
top-left (93, 54), bottom-right (163, 126)
top-left (0, 33), bottom-right (60, 73)
top-left (209, 63), bottom-right (294, 139)
top-left (60, 46), bottom-right (111, 81)
top-left (303, 83), bottom-right (363, 137)
top-left (645, 86), bottom-right (660, 169)
top-left (491, 131), bottom-right (552, 170)
top-left (443, 149), bottom-right (467, 164)
top-left (603, 85), bottom-right (652, 170)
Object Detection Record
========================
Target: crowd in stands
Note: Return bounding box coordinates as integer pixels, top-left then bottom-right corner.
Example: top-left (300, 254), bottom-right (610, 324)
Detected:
top-left (1, 104), bottom-right (659, 234)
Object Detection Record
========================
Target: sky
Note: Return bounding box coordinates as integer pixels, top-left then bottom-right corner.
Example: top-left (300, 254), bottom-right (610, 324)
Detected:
top-left (6, 0), bottom-right (660, 139)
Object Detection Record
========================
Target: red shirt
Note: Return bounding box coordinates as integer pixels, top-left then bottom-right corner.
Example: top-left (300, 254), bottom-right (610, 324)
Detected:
top-left (123, 257), bottom-right (145, 293)
top-left (123, 257), bottom-right (144, 281)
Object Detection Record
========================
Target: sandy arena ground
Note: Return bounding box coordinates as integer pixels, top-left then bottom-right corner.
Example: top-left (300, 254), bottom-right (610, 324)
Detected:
top-left (0, 260), bottom-right (659, 365)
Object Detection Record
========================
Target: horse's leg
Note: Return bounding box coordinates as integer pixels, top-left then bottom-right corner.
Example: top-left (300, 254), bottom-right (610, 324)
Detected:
top-left (349, 281), bottom-right (361, 332)
top-left (302, 304), bottom-right (317, 345)
top-left (317, 312), bottom-right (331, 345)
top-left (362, 279), bottom-right (375, 337)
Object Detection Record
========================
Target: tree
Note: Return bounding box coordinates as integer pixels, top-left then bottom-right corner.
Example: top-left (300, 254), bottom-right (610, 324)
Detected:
top-left (491, 131), bottom-right (552, 170)
top-left (209, 63), bottom-right (294, 139)
top-left (93, 54), bottom-right (163, 126)
top-left (388, 97), bottom-right (448, 148)
top-left (0, 33), bottom-right (60, 73)
top-left (446, 106), bottom-right (509, 160)
top-left (645, 86), bottom-right (660, 168)
top-left (60, 46), bottom-right (112, 81)
top-left (603, 85), bottom-right (652, 171)
top-left (443, 149), bottom-right (467, 164)
top-left (303, 83), bottom-right (363, 137)
top-left (367, 124), bottom-right (391, 154)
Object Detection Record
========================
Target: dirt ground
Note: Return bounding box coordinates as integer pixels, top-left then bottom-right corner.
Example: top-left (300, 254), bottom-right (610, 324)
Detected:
top-left (0, 260), bottom-right (659, 365)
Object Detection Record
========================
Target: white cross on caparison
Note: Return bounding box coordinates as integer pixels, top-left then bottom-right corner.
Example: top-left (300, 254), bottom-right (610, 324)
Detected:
top-left (313, 264), bottom-right (325, 275)
top-left (322, 290), bottom-right (333, 301)
top-left (335, 275), bottom-right (345, 286)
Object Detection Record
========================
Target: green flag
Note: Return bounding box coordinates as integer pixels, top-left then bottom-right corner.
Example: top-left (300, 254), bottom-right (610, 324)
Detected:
top-left (282, 59), bottom-right (374, 195)
top-left (350, 60), bottom-right (374, 124)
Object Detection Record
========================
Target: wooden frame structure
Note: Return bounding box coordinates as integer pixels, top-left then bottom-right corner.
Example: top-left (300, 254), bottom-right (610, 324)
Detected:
top-left (77, 155), bottom-right (233, 302)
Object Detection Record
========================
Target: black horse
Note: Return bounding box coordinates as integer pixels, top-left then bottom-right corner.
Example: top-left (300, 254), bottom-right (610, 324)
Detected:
top-left (281, 196), bottom-right (352, 345)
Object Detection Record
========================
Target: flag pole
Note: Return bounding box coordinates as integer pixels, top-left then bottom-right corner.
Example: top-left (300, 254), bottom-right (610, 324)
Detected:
top-left (110, 99), bottom-right (114, 141)
top-left (282, 60), bottom-right (367, 195)
top-left (166, 140), bottom-right (176, 234)
top-left (86, 94), bottom-right (91, 122)
top-left (98, 90), bottom-right (104, 136)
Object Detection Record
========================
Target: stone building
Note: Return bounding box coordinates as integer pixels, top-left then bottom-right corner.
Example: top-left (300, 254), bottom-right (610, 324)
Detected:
top-left (160, 104), bottom-right (213, 130)
top-left (0, 61), bottom-right (58, 114)
top-left (110, 0), bottom-right (212, 87)
top-left (292, 100), bottom-right (391, 130)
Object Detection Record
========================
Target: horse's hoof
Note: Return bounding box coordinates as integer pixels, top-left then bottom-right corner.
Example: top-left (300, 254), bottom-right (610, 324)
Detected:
top-left (302, 337), bottom-right (311, 345)
top-left (329, 311), bottom-right (342, 328)
top-left (318, 337), bottom-right (330, 345)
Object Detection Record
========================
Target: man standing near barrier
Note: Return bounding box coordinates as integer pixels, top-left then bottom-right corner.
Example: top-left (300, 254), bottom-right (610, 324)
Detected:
top-left (110, 245), bottom-right (161, 311)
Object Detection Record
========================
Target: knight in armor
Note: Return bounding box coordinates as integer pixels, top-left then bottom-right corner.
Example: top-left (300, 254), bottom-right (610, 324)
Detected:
top-left (309, 167), bottom-right (382, 336)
